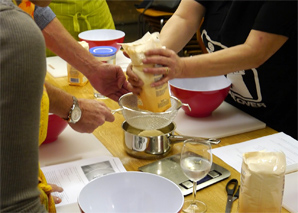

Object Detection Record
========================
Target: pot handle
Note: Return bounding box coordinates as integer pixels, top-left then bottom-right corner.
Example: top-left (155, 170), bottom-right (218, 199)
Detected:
top-left (169, 135), bottom-right (220, 145)
top-left (182, 103), bottom-right (191, 111)
top-left (111, 108), bottom-right (123, 114)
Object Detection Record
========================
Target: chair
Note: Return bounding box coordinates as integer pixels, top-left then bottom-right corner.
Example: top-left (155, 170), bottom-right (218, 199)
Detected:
top-left (136, 8), bottom-right (207, 56)
top-left (136, 8), bottom-right (173, 37)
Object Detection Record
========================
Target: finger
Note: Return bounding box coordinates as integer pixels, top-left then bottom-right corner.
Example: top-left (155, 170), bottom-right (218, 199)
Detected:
top-left (145, 48), bottom-right (172, 57)
top-left (151, 76), bottom-right (170, 87)
top-left (52, 195), bottom-right (62, 204)
top-left (122, 51), bottom-right (130, 58)
top-left (126, 83), bottom-right (142, 95)
top-left (49, 183), bottom-right (63, 193)
top-left (127, 78), bottom-right (143, 88)
top-left (164, 67), bottom-right (170, 75)
top-left (120, 82), bottom-right (132, 94)
top-left (143, 66), bottom-right (169, 75)
top-left (105, 112), bottom-right (115, 122)
top-left (97, 104), bottom-right (115, 123)
top-left (126, 70), bottom-right (139, 82)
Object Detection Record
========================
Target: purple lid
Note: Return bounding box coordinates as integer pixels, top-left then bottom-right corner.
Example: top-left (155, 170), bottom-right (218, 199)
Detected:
top-left (89, 46), bottom-right (117, 57)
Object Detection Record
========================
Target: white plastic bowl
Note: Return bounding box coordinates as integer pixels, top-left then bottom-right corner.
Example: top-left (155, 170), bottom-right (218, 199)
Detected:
top-left (78, 29), bottom-right (125, 51)
top-left (78, 171), bottom-right (184, 212)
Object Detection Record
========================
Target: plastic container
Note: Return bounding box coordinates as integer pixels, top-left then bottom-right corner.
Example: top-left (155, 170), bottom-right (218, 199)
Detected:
top-left (67, 41), bottom-right (89, 86)
top-left (89, 46), bottom-right (117, 65)
top-left (89, 46), bottom-right (117, 98)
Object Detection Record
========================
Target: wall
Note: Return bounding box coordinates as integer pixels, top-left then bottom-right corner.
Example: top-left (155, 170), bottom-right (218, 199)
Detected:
top-left (107, 0), bottom-right (141, 42)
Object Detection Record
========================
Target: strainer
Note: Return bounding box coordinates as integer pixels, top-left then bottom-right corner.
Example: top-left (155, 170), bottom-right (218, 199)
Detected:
top-left (114, 93), bottom-right (189, 130)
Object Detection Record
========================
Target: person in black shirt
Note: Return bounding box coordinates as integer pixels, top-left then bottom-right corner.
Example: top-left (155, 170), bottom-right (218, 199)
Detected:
top-left (127, 1), bottom-right (297, 139)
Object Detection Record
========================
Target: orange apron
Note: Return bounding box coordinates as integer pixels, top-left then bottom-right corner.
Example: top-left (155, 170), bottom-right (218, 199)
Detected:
top-left (14, 0), bottom-right (35, 18)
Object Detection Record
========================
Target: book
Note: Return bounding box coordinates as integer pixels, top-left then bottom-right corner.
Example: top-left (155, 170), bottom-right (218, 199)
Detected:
top-left (41, 156), bottom-right (126, 209)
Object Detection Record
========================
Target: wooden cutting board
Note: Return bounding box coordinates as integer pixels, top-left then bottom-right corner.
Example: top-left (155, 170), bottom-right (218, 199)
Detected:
top-left (174, 102), bottom-right (266, 139)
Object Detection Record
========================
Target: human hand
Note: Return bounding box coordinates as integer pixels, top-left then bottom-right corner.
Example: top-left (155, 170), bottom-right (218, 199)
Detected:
top-left (123, 51), bottom-right (130, 59)
top-left (142, 48), bottom-right (185, 87)
top-left (88, 63), bottom-right (130, 102)
top-left (48, 183), bottom-right (63, 204)
top-left (126, 64), bottom-right (143, 95)
top-left (69, 98), bottom-right (115, 133)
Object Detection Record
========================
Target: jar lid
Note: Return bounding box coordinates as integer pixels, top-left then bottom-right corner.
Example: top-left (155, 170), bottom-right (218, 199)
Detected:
top-left (89, 46), bottom-right (117, 57)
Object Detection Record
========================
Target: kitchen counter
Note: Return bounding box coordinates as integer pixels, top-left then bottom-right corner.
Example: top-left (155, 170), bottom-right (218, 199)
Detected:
top-left (44, 59), bottom-right (288, 212)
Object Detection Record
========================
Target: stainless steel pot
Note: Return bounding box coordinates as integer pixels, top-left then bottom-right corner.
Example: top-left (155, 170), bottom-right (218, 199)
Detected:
top-left (122, 121), bottom-right (220, 159)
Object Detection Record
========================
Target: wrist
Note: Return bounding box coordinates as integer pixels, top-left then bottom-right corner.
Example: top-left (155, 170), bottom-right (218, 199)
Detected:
top-left (63, 96), bottom-right (82, 124)
top-left (79, 53), bottom-right (104, 80)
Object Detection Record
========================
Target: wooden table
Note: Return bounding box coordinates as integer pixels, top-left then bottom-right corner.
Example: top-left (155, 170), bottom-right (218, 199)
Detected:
top-left (46, 73), bottom-right (288, 213)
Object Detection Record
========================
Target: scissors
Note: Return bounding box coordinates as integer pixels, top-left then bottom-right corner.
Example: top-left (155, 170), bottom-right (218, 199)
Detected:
top-left (225, 178), bottom-right (240, 213)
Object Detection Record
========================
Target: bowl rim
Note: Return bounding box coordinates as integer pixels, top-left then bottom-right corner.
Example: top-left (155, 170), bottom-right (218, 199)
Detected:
top-left (78, 171), bottom-right (184, 212)
top-left (169, 76), bottom-right (231, 92)
top-left (78, 29), bottom-right (125, 41)
top-left (118, 92), bottom-right (183, 115)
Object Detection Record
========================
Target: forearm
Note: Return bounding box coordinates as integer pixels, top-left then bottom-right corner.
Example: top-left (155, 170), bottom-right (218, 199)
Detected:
top-left (160, 16), bottom-right (196, 52)
top-left (160, 0), bottom-right (204, 52)
top-left (181, 45), bottom-right (257, 77)
top-left (45, 82), bottom-right (73, 119)
top-left (42, 18), bottom-right (102, 79)
top-left (181, 30), bottom-right (288, 78)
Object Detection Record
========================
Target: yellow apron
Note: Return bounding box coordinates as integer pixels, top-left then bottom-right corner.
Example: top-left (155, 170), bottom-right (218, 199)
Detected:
top-left (46, 0), bottom-right (115, 56)
top-left (38, 87), bottom-right (57, 213)
top-left (15, 0), bottom-right (56, 211)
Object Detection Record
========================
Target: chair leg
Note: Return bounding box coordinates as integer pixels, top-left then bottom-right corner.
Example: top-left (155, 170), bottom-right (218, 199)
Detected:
top-left (196, 29), bottom-right (208, 54)
top-left (160, 18), bottom-right (164, 28)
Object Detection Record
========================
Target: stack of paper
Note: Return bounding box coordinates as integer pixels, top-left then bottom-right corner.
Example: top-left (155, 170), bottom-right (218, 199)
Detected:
top-left (213, 132), bottom-right (298, 212)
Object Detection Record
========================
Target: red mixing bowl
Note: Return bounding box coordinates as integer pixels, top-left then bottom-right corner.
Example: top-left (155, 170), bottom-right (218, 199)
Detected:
top-left (78, 29), bottom-right (125, 51)
top-left (43, 113), bottom-right (68, 144)
top-left (169, 76), bottom-right (231, 117)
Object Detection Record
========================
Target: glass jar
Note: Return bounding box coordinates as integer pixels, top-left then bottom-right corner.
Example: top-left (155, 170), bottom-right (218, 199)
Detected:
top-left (67, 41), bottom-right (89, 86)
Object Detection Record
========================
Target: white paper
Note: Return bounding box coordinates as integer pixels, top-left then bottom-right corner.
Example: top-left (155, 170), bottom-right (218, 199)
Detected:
top-left (212, 132), bottom-right (298, 173)
top-left (212, 132), bottom-right (298, 212)
top-left (283, 172), bottom-right (298, 213)
top-left (41, 156), bottom-right (126, 207)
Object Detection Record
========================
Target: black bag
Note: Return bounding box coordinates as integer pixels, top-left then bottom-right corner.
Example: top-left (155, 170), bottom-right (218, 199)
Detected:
top-left (135, 0), bottom-right (181, 13)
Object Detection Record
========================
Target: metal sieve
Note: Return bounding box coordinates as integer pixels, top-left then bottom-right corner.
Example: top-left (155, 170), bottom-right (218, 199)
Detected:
top-left (115, 93), bottom-right (188, 130)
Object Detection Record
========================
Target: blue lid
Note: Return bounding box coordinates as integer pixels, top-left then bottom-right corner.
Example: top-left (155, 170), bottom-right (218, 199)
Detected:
top-left (89, 46), bottom-right (117, 57)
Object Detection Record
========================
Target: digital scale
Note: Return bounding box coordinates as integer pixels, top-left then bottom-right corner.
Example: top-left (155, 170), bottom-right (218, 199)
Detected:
top-left (139, 153), bottom-right (230, 196)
